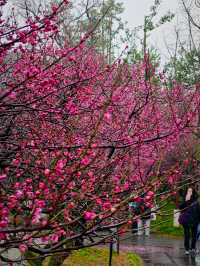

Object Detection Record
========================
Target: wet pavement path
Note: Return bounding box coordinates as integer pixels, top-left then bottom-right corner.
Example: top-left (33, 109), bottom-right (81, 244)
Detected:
top-left (119, 233), bottom-right (200, 266)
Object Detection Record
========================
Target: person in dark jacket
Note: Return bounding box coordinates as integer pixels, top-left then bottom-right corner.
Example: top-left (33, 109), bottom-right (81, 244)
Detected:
top-left (135, 195), bottom-right (152, 236)
top-left (129, 196), bottom-right (152, 236)
top-left (137, 203), bottom-right (152, 236)
top-left (179, 187), bottom-right (200, 255)
top-left (129, 201), bottom-right (139, 233)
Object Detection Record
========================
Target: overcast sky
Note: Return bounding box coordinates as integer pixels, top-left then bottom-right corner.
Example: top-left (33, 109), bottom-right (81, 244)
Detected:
top-left (120, 0), bottom-right (181, 63)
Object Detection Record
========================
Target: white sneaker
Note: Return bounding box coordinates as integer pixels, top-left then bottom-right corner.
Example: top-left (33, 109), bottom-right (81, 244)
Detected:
top-left (190, 249), bottom-right (196, 254)
top-left (185, 250), bottom-right (190, 255)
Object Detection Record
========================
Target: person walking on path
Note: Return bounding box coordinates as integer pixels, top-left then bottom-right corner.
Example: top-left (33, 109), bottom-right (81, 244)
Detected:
top-left (178, 186), bottom-right (200, 255)
top-left (135, 195), bottom-right (152, 237)
top-left (129, 201), bottom-right (139, 234)
top-left (137, 205), bottom-right (152, 236)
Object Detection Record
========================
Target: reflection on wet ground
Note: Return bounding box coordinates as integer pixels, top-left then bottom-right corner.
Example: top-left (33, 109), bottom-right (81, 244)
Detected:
top-left (119, 233), bottom-right (200, 266)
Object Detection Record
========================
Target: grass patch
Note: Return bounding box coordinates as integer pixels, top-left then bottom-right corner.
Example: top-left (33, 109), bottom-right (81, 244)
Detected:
top-left (63, 247), bottom-right (142, 266)
top-left (127, 253), bottom-right (142, 266)
top-left (151, 201), bottom-right (183, 237)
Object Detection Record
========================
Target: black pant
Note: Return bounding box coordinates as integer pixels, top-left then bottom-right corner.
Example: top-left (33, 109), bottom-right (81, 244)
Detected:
top-left (132, 221), bottom-right (138, 234)
top-left (183, 224), bottom-right (198, 250)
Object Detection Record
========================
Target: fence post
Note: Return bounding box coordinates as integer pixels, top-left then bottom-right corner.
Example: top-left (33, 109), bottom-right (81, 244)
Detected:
top-left (112, 226), bottom-right (119, 253)
top-left (116, 231), bottom-right (120, 254)
top-left (109, 240), bottom-right (113, 266)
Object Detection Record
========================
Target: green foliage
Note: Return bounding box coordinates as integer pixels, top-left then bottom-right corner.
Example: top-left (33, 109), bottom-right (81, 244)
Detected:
top-left (124, 47), bottom-right (161, 86)
top-left (157, 11), bottom-right (175, 26)
top-left (145, 17), bottom-right (155, 32)
top-left (80, 0), bottom-right (125, 62)
top-left (43, 255), bottom-right (67, 266)
top-left (25, 251), bottom-right (44, 266)
top-left (127, 253), bottom-right (142, 266)
top-left (123, 0), bottom-right (173, 69)
top-left (26, 251), bottom-right (68, 266)
top-left (127, 47), bottom-right (160, 66)
top-left (165, 48), bottom-right (200, 86)
top-left (145, 0), bottom-right (175, 32)
top-left (152, 201), bottom-right (183, 236)
top-left (63, 247), bottom-right (142, 266)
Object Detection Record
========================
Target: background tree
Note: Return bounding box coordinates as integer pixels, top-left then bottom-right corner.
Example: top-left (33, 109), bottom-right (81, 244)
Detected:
top-left (79, 0), bottom-right (125, 63)
top-left (165, 48), bottom-right (200, 86)
top-left (163, 0), bottom-right (200, 186)
top-left (14, 0), bottom-right (126, 64)
top-left (164, 0), bottom-right (200, 86)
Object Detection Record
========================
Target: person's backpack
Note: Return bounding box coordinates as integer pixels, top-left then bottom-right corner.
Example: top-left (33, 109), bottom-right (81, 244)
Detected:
top-left (134, 201), bottom-right (151, 220)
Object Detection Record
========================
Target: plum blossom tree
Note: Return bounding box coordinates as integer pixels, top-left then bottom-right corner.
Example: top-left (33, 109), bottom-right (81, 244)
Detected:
top-left (0, 0), bottom-right (199, 263)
